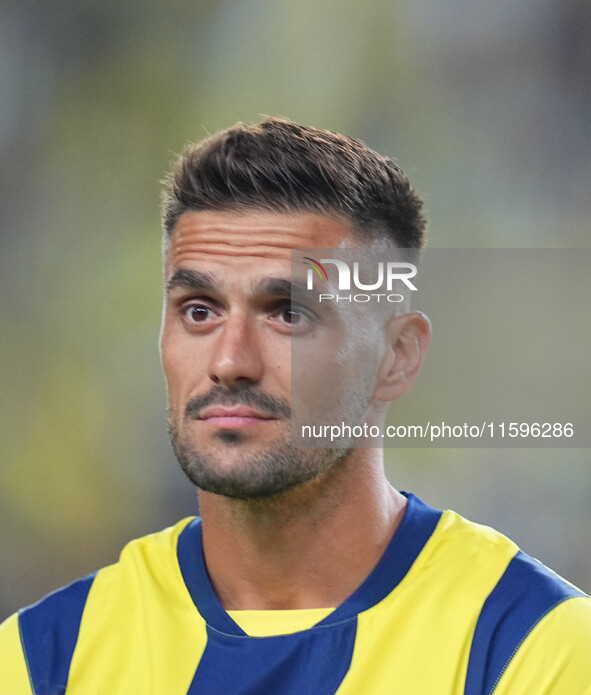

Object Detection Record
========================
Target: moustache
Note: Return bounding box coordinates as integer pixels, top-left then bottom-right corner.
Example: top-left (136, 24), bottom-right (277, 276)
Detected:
top-left (184, 384), bottom-right (291, 420)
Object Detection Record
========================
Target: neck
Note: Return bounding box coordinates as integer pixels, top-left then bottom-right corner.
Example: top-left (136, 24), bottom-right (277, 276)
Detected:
top-left (198, 449), bottom-right (406, 611)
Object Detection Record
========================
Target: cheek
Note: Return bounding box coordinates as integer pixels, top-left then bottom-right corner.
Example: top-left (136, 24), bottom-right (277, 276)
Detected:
top-left (291, 345), bottom-right (338, 416)
top-left (291, 333), bottom-right (378, 417)
top-left (261, 347), bottom-right (292, 400)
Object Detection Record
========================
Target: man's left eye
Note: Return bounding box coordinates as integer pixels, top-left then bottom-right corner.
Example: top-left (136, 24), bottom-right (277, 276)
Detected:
top-left (270, 303), bottom-right (313, 332)
top-left (280, 307), bottom-right (304, 324)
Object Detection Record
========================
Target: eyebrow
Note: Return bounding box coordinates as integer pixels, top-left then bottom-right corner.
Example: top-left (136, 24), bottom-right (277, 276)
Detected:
top-left (166, 268), bottom-right (311, 299)
top-left (254, 277), bottom-right (309, 299)
top-left (166, 269), bottom-right (218, 294)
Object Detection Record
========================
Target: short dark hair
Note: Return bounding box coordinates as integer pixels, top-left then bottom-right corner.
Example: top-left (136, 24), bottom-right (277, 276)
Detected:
top-left (161, 117), bottom-right (426, 251)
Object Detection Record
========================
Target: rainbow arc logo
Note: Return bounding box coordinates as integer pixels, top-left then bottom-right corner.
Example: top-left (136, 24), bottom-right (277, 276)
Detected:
top-left (302, 257), bottom-right (328, 281)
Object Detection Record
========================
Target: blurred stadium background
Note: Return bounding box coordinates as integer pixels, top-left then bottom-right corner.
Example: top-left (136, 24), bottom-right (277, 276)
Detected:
top-left (1, 0), bottom-right (590, 619)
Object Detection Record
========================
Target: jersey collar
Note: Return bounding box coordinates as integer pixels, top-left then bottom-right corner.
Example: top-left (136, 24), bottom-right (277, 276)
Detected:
top-left (177, 492), bottom-right (442, 636)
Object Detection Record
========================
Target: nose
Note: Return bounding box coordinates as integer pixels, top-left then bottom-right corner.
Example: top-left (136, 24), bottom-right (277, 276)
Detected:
top-left (208, 313), bottom-right (264, 388)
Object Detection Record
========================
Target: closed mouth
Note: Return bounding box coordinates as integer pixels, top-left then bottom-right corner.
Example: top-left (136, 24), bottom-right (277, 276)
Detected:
top-left (197, 405), bottom-right (277, 428)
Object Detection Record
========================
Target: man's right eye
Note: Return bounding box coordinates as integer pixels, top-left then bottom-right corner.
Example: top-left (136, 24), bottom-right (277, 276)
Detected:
top-left (182, 304), bottom-right (215, 324)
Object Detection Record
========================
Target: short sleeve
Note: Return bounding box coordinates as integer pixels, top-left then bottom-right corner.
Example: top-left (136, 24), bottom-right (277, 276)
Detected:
top-left (492, 596), bottom-right (591, 695)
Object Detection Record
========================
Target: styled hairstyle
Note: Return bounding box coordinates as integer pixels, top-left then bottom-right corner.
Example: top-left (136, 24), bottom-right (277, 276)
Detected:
top-left (161, 117), bottom-right (426, 251)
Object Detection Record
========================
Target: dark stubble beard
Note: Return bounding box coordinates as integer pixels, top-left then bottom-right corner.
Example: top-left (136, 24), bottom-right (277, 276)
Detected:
top-left (167, 385), bottom-right (351, 501)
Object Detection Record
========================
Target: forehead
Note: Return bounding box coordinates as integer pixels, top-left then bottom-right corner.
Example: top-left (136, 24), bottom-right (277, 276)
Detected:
top-left (164, 210), bottom-right (358, 281)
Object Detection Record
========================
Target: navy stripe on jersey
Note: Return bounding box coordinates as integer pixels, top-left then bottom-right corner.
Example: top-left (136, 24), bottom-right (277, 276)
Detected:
top-left (188, 620), bottom-right (357, 695)
top-left (18, 573), bottom-right (95, 695)
top-left (177, 518), bottom-right (248, 636)
top-left (464, 550), bottom-right (585, 695)
top-left (177, 492), bottom-right (442, 634)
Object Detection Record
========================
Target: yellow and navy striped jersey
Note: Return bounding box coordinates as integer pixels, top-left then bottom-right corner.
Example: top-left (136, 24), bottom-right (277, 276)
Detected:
top-left (1, 493), bottom-right (591, 694)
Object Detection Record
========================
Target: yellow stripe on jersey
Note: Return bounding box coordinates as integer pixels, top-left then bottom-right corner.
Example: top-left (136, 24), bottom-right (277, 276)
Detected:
top-left (0, 612), bottom-right (32, 695)
top-left (227, 607), bottom-right (335, 637)
top-left (66, 518), bottom-right (204, 695)
top-left (336, 509), bottom-right (519, 694)
top-left (493, 596), bottom-right (591, 694)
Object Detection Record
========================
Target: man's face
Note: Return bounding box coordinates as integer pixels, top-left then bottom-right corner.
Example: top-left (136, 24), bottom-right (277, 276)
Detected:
top-left (160, 209), bottom-right (380, 500)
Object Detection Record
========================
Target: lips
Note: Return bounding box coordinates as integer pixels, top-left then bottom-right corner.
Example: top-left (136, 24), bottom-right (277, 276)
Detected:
top-left (197, 405), bottom-right (276, 428)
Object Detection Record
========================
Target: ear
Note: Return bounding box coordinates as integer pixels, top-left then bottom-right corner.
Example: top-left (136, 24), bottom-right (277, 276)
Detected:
top-left (373, 312), bottom-right (431, 402)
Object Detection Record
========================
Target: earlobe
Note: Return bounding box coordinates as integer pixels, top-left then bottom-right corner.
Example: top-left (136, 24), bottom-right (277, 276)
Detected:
top-left (373, 312), bottom-right (431, 402)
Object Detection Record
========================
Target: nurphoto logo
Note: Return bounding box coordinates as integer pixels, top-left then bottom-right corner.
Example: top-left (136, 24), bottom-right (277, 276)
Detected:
top-left (302, 257), bottom-right (418, 303)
